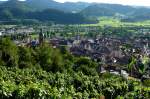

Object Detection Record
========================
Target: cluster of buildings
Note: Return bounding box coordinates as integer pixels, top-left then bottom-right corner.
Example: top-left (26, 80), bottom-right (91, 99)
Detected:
top-left (0, 26), bottom-right (34, 36)
top-left (47, 34), bottom-right (150, 78)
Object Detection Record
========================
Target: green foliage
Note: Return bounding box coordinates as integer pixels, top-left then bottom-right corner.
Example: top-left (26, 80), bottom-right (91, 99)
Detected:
top-left (18, 46), bottom-right (33, 68)
top-left (36, 43), bottom-right (53, 71)
top-left (128, 56), bottom-right (136, 75)
top-left (139, 56), bottom-right (150, 74)
top-left (0, 38), bottom-right (19, 67)
top-left (36, 43), bottom-right (64, 72)
top-left (0, 65), bottom-right (149, 99)
top-left (143, 79), bottom-right (150, 87)
top-left (1, 9), bottom-right (13, 19)
top-left (74, 57), bottom-right (98, 75)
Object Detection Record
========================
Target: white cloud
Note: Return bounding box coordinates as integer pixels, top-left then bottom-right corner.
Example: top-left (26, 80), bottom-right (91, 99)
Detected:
top-left (55, 0), bottom-right (150, 6)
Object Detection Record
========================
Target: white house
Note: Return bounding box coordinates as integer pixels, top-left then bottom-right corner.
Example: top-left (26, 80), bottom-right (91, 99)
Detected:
top-left (0, 32), bottom-right (2, 36)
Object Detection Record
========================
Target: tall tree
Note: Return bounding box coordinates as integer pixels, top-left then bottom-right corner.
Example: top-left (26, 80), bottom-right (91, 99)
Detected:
top-left (18, 46), bottom-right (33, 68)
top-left (128, 56), bottom-right (136, 76)
top-left (0, 38), bottom-right (19, 67)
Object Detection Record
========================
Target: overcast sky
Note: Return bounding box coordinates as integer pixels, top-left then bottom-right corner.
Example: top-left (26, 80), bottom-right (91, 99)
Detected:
top-left (0, 0), bottom-right (150, 6)
top-left (55, 0), bottom-right (150, 6)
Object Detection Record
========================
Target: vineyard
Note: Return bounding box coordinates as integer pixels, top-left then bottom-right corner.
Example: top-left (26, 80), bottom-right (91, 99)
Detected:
top-left (0, 66), bottom-right (150, 99)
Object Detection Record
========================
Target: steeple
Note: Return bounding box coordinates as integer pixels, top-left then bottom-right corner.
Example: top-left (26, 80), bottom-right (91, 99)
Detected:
top-left (39, 28), bottom-right (44, 44)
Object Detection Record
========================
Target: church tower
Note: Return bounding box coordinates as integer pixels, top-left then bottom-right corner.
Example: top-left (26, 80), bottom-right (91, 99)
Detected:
top-left (39, 28), bottom-right (44, 44)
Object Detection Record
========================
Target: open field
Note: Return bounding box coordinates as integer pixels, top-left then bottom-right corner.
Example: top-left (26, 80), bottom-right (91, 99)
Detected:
top-left (99, 17), bottom-right (150, 27)
top-left (82, 17), bottom-right (150, 27)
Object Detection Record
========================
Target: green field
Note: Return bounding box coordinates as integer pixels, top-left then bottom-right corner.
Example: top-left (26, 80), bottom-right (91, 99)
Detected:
top-left (83, 17), bottom-right (150, 27)
top-left (99, 17), bottom-right (150, 27)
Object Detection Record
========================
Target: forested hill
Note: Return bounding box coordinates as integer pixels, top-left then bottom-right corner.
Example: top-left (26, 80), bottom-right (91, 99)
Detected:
top-left (0, 0), bottom-right (97, 24)
top-left (0, 0), bottom-right (90, 12)
top-left (80, 4), bottom-right (136, 17)
top-left (25, 0), bottom-right (60, 11)
top-left (0, 0), bottom-right (150, 23)
top-left (80, 4), bottom-right (150, 22)
top-left (121, 8), bottom-right (150, 22)
top-left (26, 9), bottom-right (97, 24)
top-left (25, 0), bottom-right (90, 12)
top-left (80, 4), bottom-right (116, 17)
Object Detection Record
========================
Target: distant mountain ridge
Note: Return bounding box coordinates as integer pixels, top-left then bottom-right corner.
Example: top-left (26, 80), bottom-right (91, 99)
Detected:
top-left (25, 0), bottom-right (90, 12)
top-left (80, 4), bottom-right (116, 17)
top-left (80, 3), bottom-right (147, 16)
top-left (24, 0), bottom-right (150, 22)
top-left (0, 0), bottom-right (32, 11)
top-left (0, 0), bottom-right (150, 23)
top-left (0, 0), bottom-right (97, 24)
top-left (25, 0), bottom-right (60, 11)
top-left (0, 0), bottom-right (90, 12)
top-left (80, 3), bottom-right (150, 22)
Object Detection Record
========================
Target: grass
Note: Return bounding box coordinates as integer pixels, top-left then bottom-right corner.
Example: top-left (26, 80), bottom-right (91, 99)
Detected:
top-left (30, 34), bottom-right (39, 39)
top-left (82, 17), bottom-right (150, 27)
top-left (100, 17), bottom-right (150, 27)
